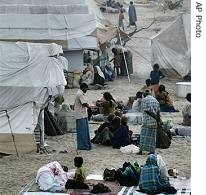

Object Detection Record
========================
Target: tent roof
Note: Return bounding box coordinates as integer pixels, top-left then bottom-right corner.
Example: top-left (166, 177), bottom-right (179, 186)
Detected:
top-left (0, 0), bottom-right (123, 49)
top-left (0, 0), bottom-right (85, 5)
top-left (151, 14), bottom-right (191, 78)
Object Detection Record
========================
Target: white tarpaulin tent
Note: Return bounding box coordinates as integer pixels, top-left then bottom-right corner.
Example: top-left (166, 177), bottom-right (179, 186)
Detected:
top-left (0, 0), bottom-right (125, 71)
top-left (0, 41), bottom-right (67, 154)
top-left (151, 14), bottom-right (191, 78)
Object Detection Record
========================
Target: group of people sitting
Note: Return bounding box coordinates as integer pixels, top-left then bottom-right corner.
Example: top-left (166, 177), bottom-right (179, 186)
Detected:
top-left (91, 112), bottom-right (132, 149)
top-left (79, 63), bottom-right (106, 88)
top-left (36, 154), bottom-right (177, 194)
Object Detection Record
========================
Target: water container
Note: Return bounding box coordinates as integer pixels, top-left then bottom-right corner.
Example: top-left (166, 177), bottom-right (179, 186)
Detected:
top-left (176, 82), bottom-right (191, 98)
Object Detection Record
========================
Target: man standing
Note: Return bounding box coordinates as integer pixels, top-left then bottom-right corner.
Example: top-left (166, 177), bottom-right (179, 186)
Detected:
top-left (139, 90), bottom-right (160, 155)
top-left (128, 1), bottom-right (137, 29)
top-left (74, 83), bottom-right (91, 151)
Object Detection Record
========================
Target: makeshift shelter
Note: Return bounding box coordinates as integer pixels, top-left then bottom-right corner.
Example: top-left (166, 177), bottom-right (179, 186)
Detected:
top-left (151, 14), bottom-right (191, 78)
top-left (0, 41), bottom-right (66, 154)
top-left (0, 0), bottom-right (126, 71)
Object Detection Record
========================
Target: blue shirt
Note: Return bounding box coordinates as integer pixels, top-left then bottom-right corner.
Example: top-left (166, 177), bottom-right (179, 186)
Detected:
top-left (150, 70), bottom-right (164, 85)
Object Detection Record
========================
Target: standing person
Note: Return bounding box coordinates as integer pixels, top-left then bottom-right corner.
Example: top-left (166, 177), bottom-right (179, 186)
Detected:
top-left (128, 1), bottom-right (137, 29)
top-left (111, 47), bottom-right (122, 76)
top-left (150, 63), bottom-right (165, 95)
top-left (74, 83), bottom-right (91, 151)
top-left (139, 90), bottom-right (160, 155)
top-left (118, 6), bottom-right (125, 30)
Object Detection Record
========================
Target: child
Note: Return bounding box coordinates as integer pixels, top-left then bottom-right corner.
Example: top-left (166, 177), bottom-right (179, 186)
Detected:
top-left (74, 156), bottom-right (86, 183)
top-left (150, 64), bottom-right (165, 95)
top-left (65, 156), bottom-right (89, 190)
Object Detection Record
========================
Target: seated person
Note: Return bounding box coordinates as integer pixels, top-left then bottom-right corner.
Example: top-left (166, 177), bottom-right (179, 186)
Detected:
top-left (36, 161), bottom-right (73, 192)
top-left (141, 79), bottom-right (153, 95)
top-left (93, 92), bottom-right (118, 121)
top-left (112, 116), bottom-right (131, 149)
top-left (139, 154), bottom-right (177, 194)
top-left (65, 156), bottom-right (89, 190)
top-left (80, 63), bottom-right (94, 85)
top-left (155, 85), bottom-right (179, 112)
top-left (182, 93), bottom-right (191, 126)
top-left (104, 63), bottom-right (115, 82)
top-left (132, 91), bottom-right (143, 112)
top-left (93, 66), bottom-right (105, 86)
top-left (91, 113), bottom-right (116, 145)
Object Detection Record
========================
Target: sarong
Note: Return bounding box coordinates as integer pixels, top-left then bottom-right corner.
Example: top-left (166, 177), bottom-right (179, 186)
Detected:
top-left (76, 118), bottom-right (91, 150)
top-left (140, 127), bottom-right (156, 153)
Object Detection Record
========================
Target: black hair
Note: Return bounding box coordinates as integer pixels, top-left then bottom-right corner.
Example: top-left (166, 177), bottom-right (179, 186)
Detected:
top-left (62, 165), bottom-right (68, 172)
top-left (103, 92), bottom-right (115, 107)
top-left (130, 1), bottom-right (133, 4)
top-left (74, 156), bottom-right (83, 167)
top-left (80, 83), bottom-right (88, 90)
top-left (136, 91), bottom-right (143, 99)
top-left (159, 84), bottom-right (166, 92)
top-left (111, 48), bottom-right (117, 54)
top-left (143, 90), bottom-right (150, 97)
top-left (186, 93), bottom-right (191, 102)
top-left (153, 63), bottom-right (160, 71)
top-left (145, 79), bottom-right (151, 86)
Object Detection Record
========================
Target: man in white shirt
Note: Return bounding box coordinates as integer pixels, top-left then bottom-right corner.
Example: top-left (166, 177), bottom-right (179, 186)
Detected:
top-left (74, 83), bottom-right (91, 150)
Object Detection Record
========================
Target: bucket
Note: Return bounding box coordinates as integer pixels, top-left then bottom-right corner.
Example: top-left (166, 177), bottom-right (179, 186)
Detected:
top-left (176, 82), bottom-right (191, 98)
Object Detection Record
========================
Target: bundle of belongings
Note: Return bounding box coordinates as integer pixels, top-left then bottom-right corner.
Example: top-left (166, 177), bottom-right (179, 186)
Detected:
top-left (144, 110), bottom-right (171, 149)
top-left (55, 104), bottom-right (76, 133)
top-left (36, 161), bottom-right (74, 192)
top-left (103, 161), bottom-right (141, 187)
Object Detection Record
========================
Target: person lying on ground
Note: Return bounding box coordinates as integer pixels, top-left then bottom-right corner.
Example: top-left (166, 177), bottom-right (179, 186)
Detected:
top-left (93, 92), bottom-right (118, 121)
top-left (155, 84), bottom-right (179, 112)
top-left (112, 116), bottom-right (132, 149)
top-left (139, 154), bottom-right (177, 194)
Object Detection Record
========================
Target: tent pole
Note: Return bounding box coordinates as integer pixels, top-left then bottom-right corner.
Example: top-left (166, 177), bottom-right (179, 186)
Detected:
top-left (117, 28), bottom-right (131, 83)
top-left (5, 110), bottom-right (19, 157)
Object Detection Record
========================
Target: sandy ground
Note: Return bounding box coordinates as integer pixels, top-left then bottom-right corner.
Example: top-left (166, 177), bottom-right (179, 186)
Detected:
top-left (0, 1), bottom-right (191, 194)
